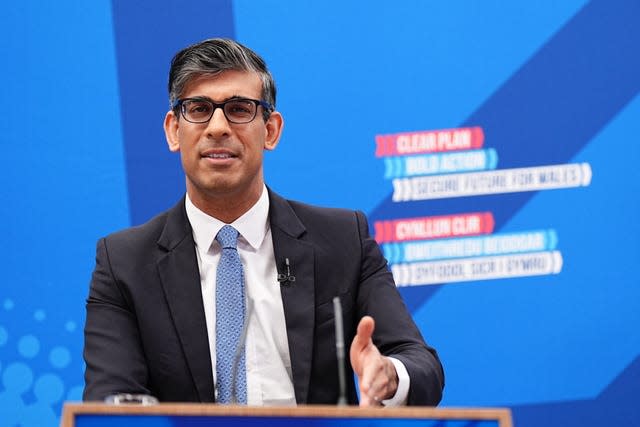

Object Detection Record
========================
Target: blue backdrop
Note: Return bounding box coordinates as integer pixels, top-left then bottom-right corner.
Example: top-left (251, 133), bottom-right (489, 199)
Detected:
top-left (1, 1), bottom-right (638, 426)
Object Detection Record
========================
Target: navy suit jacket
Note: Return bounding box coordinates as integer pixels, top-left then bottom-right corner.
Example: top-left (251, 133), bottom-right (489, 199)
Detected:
top-left (83, 189), bottom-right (444, 405)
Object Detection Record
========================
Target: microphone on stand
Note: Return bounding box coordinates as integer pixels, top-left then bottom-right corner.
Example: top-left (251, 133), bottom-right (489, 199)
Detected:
top-left (333, 296), bottom-right (348, 406)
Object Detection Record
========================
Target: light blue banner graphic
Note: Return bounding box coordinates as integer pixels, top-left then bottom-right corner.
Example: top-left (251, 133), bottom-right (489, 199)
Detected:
top-left (391, 250), bottom-right (563, 286)
top-left (383, 229), bottom-right (558, 263)
top-left (384, 148), bottom-right (498, 179)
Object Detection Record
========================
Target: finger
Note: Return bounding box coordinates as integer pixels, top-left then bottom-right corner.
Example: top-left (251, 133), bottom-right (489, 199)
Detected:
top-left (363, 356), bottom-right (399, 405)
top-left (366, 370), bottom-right (389, 401)
top-left (359, 390), bottom-right (377, 407)
top-left (359, 389), bottom-right (383, 407)
top-left (359, 353), bottom-right (384, 394)
top-left (357, 315), bottom-right (375, 343)
top-left (350, 316), bottom-right (375, 360)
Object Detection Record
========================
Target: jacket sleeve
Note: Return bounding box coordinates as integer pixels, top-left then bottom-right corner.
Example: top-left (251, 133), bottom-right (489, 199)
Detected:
top-left (354, 210), bottom-right (445, 406)
top-left (83, 237), bottom-right (151, 401)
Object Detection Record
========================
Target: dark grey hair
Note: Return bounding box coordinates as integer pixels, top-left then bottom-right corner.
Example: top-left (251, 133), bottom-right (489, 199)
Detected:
top-left (168, 38), bottom-right (276, 121)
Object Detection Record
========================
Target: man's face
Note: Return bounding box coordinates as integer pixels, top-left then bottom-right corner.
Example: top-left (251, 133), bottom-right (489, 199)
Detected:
top-left (164, 70), bottom-right (283, 209)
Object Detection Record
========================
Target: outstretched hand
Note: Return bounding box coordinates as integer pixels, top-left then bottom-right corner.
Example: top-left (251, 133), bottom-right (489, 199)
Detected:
top-left (349, 316), bottom-right (399, 407)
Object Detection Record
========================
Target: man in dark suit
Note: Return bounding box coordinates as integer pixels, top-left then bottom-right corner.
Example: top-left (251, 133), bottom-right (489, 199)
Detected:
top-left (83, 38), bottom-right (444, 406)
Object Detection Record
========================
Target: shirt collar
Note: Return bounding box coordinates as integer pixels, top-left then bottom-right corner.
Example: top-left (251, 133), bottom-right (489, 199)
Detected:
top-left (185, 185), bottom-right (270, 255)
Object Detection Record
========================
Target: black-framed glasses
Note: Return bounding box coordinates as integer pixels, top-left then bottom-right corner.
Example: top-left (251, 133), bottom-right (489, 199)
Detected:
top-left (172, 97), bottom-right (273, 124)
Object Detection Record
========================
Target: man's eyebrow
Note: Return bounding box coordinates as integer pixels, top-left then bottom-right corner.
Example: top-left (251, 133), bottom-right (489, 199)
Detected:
top-left (227, 95), bottom-right (251, 100)
top-left (183, 96), bottom-right (212, 102)
top-left (184, 95), bottom-right (254, 103)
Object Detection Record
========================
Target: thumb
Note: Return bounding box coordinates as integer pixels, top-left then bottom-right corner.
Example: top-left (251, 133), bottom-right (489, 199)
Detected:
top-left (350, 316), bottom-right (375, 372)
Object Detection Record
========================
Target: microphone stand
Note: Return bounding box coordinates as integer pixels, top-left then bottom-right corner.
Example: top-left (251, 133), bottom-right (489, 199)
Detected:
top-left (333, 296), bottom-right (348, 406)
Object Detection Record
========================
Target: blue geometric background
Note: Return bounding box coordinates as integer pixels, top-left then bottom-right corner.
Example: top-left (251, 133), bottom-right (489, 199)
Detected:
top-left (1, 1), bottom-right (638, 426)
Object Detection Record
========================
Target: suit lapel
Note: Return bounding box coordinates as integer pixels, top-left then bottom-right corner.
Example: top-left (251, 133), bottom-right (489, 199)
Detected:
top-left (156, 198), bottom-right (215, 402)
top-left (268, 189), bottom-right (316, 404)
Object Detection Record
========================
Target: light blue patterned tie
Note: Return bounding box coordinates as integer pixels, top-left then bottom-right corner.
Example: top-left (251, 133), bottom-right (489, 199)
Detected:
top-left (215, 225), bottom-right (247, 404)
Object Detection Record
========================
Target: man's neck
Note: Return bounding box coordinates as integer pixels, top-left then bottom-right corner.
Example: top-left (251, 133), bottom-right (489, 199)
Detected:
top-left (186, 185), bottom-right (264, 224)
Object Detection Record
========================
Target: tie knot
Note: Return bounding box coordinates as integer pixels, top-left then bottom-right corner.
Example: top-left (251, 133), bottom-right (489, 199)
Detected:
top-left (216, 225), bottom-right (239, 249)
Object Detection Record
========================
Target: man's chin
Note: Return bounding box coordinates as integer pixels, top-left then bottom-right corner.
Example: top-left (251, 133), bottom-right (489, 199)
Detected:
top-left (187, 177), bottom-right (262, 201)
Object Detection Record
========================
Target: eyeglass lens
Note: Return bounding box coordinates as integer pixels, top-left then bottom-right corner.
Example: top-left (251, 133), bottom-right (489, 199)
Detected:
top-left (181, 99), bottom-right (257, 123)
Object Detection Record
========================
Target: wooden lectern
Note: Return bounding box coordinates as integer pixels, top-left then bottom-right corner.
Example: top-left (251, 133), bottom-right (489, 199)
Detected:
top-left (61, 403), bottom-right (513, 427)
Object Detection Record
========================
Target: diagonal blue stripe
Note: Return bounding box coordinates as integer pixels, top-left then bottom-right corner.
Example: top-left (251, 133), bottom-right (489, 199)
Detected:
top-left (111, 0), bottom-right (236, 225)
top-left (369, 0), bottom-right (640, 312)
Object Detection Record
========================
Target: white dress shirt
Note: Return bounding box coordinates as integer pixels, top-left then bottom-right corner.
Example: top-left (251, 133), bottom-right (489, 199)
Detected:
top-left (185, 186), bottom-right (409, 406)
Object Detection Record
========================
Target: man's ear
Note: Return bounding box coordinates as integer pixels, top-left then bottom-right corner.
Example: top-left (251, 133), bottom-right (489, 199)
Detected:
top-left (164, 110), bottom-right (181, 152)
top-left (263, 111), bottom-right (284, 151)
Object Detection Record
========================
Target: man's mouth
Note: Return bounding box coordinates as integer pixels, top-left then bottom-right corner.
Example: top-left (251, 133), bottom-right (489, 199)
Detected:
top-left (201, 149), bottom-right (237, 160)
top-left (204, 153), bottom-right (234, 159)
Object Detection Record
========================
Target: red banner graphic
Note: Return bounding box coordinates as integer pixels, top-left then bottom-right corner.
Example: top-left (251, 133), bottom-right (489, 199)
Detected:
top-left (375, 212), bottom-right (495, 243)
top-left (375, 126), bottom-right (484, 158)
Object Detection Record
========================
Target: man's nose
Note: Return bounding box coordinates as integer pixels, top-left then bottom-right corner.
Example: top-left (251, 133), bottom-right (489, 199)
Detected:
top-left (205, 107), bottom-right (231, 136)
